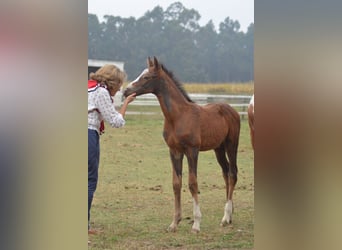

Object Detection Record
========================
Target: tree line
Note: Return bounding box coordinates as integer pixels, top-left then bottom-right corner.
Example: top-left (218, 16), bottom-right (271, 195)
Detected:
top-left (88, 2), bottom-right (254, 82)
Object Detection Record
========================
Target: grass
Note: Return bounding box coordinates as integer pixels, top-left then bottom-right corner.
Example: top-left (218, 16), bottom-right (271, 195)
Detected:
top-left (89, 111), bottom-right (254, 249)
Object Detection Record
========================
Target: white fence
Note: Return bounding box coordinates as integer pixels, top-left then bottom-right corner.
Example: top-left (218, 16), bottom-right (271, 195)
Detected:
top-left (114, 92), bottom-right (252, 117)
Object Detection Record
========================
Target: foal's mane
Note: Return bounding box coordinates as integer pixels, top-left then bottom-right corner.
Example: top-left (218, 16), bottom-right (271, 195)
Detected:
top-left (160, 64), bottom-right (194, 103)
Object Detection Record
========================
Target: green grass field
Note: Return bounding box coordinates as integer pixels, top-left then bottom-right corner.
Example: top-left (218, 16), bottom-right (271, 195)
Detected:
top-left (89, 112), bottom-right (254, 249)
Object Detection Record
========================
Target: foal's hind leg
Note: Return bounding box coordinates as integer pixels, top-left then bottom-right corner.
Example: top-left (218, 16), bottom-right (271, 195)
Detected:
top-left (168, 149), bottom-right (184, 232)
top-left (222, 137), bottom-right (239, 226)
top-left (214, 146), bottom-right (233, 226)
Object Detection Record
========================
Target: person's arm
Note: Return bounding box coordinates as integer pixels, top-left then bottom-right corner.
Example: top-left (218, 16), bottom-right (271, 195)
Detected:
top-left (97, 89), bottom-right (126, 128)
top-left (119, 93), bottom-right (136, 117)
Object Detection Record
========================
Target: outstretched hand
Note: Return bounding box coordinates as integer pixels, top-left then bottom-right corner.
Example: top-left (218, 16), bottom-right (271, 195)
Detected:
top-left (124, 93), bottom-right (136, 104)
top-left (119, 93), bottom-right (136, 117)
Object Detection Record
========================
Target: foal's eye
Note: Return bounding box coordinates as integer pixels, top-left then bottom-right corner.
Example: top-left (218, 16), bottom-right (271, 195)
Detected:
top-left (143, 76), bottom-right (150, 80)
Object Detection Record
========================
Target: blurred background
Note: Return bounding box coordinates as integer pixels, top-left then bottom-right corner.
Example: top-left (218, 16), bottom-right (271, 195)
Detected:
top-left (1, 0), bottom-right (342, 249)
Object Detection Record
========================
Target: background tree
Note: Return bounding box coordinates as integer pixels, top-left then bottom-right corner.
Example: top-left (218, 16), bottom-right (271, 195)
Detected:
top-left (88, 2), bottom-right (254, 82)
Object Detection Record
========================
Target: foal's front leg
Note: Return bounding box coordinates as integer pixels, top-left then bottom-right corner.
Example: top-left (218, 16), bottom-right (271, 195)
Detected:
top-left (168, 150), bottom-right (183, 232)
top-left (186, 148), bottom-right (202, 233)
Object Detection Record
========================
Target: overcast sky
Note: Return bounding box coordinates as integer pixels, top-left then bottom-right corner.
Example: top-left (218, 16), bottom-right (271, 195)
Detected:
top-left (88, 0), bottom-right (254, 32)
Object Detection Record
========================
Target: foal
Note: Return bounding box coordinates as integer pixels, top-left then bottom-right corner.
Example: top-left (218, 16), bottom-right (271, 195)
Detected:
top-left (124, 57), bottom-right (240, 232)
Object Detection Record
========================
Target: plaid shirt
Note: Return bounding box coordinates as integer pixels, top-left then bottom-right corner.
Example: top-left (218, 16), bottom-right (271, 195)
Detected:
top-left (88, 85), bottom-right (125, 134)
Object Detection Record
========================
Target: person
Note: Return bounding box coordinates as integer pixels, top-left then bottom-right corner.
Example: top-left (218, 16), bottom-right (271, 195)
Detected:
top-left (88, 64), bottom-right (136, 234)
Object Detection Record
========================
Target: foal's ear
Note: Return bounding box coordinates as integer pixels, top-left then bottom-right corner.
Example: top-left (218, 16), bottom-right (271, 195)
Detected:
top-left (147, 57), bottom-right (154, 68)
top-left (153, 56), bottom-right (160, 70)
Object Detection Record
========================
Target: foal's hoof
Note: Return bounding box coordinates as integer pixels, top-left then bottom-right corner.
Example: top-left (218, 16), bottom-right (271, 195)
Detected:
top-left (167, 226), bottom-right (177, 233)
top-left (191, 228), bottom-right (200, 234)
top-left (220, 219), bottom-right (232, 227)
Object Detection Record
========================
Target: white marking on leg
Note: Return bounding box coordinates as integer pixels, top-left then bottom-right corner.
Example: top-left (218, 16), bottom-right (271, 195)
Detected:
top-left (192, 199), bottom-right (202, 232)
top-left (221, 200), bottom-right (233, 226)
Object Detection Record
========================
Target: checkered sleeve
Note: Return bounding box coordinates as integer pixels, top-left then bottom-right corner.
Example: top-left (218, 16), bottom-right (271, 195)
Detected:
top-left (96, 88), bottom-right (125, 128)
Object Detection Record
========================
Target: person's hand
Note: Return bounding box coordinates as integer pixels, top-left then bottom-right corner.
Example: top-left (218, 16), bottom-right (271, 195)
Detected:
top-left (119, 93), bottom-right (136, 117)
top-left (124, 93), bottom-right (136, 104)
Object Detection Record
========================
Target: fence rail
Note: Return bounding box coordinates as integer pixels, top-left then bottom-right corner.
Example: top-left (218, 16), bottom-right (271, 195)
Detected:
top-left (114, 93), bottom-right (252, 117)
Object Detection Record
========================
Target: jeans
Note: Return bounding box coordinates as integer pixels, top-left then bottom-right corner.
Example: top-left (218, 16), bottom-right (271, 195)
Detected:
top-left (88, 129), bottom-right (100, 227)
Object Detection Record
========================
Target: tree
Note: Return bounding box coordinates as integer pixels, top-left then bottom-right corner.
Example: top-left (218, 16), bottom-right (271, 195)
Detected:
top-left (88, 2), bottom-right (254, 82)
top-left (88, 14), bottom-right (102, 59)
top-left (194, 21), bottom-right (218, 82)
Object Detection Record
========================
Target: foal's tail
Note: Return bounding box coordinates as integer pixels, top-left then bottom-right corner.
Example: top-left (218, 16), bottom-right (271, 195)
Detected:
top-left (220, 103), bottom-right (240, 144)
top-left (220, 103), bottom-right (241, 169)
top-left (227, 105), bottom-right (240, 158)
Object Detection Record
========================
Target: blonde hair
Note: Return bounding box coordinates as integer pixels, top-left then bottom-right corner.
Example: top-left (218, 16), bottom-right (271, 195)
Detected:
top-left (89, 64), bottom-right (127, 90)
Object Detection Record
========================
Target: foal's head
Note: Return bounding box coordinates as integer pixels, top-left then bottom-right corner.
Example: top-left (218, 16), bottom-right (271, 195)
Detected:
top-left (124, 57), bottom-right (193, 103)
top-left (123, 57), bottom-right (162, 97)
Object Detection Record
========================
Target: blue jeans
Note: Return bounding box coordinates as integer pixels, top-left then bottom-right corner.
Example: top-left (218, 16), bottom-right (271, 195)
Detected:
top-left (88, 129), bottom-right (100, 227)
